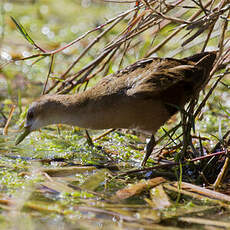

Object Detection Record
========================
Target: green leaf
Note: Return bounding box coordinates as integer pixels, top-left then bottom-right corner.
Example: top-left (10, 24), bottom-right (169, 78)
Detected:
top-left (17, 90), bottom-right (22, 114)
top-left (11, 16), bottom-right (36, 46)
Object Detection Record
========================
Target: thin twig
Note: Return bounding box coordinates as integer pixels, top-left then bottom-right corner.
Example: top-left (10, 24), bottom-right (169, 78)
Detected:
top-left (58, 16), bottom-right (125, 87)
top-left (145, 0), bottom-right (213, 57)
top-left (3, 105), bottom-right (16, 135)
top-left (217, 8), bottom-right (230, 59)
top-left (42, 54), bottom-right (54, 95)
top-left (201, 23), bottom-right (215, 52)
top-left (118, 150), bottom-right (226, 177)
top-left (93, 129), bottom-right (116, 141)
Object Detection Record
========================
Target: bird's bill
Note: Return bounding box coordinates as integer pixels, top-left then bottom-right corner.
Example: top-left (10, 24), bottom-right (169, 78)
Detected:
top-left (15, 127), bottom-right (31, 145)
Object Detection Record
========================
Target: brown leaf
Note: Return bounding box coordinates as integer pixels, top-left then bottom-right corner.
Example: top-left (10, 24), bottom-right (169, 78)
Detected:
top-left (115, 177), bottom-right (166, 200)
top-left (148, 185), bottom-right (171, 209)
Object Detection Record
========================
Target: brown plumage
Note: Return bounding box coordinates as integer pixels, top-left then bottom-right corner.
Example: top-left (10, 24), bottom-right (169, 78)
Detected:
top-left (16, 51), bottom-right (216, 165)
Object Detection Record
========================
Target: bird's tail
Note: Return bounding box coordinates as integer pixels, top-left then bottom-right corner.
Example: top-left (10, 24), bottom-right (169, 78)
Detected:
top-left (182, 51), bottom-right (217, 67)
top-left (183, 51), bottom-right (217, 86)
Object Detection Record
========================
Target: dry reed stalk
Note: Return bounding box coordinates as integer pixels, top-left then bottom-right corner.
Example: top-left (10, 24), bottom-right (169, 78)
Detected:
top-left (3, 105), bottom-right (16, 135)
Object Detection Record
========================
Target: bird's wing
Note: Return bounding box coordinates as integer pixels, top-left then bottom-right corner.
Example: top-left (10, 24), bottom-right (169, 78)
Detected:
top-left (91, 58), bottom-right (161, 95)
top-left (125, 58), bottom-right (199, 98)
top-left (93, 52), bottom-right (215, 98)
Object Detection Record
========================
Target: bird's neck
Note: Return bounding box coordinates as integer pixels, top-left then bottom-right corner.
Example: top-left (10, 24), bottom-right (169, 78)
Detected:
top-left (43, 93), bottom-right (89, 127)
top-left (42, 92), bottom-right (116, 129)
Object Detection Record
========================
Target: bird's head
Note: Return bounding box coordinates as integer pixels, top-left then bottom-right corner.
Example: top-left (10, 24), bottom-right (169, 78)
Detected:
top-left (15, 95), bottom-right (62, 145)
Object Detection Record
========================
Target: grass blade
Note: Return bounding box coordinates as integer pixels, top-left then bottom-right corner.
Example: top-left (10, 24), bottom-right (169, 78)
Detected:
top-left (11, 16), bottom-right (35, 46)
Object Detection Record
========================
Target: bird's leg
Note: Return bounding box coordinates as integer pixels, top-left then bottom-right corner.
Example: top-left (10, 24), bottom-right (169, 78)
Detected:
top-left (85, 129), bottom-right (94, 147)
top-left (141, 134), bottom-right (156, 166)
top-left (85, 129), bottom-right (115, 162)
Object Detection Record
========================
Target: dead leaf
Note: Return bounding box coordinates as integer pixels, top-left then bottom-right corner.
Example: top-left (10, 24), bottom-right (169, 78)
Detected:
top-left (115, 177), bottom-right (166, 200)
top-left (146, 185), bottom-right (171, 209)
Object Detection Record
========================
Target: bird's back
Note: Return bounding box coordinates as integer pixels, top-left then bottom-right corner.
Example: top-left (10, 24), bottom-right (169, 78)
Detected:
top-left (88, 52), bottom-right (216, 103)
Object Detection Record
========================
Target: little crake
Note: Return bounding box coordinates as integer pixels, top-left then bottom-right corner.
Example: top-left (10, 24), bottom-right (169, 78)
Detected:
top-left (16, 52), bottom-right (216, 165)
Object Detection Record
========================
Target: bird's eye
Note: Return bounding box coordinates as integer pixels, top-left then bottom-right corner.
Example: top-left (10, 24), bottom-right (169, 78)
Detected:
top-left (27, 111), bottom-right (34, 120)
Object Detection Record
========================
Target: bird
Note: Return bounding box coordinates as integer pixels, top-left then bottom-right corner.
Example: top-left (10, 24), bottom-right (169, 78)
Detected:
top-left (15, 51), bottom-right (216, 166)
